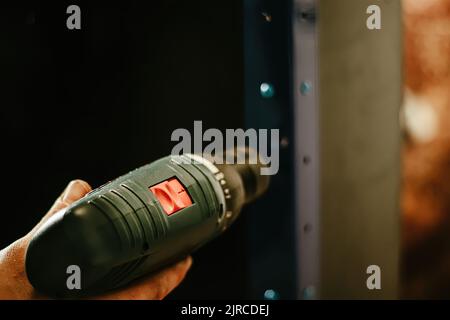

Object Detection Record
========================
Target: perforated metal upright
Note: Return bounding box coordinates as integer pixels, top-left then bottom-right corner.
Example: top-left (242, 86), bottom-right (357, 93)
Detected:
top-left (244, 0), bottom-right (320, 300)
top-left (244, 0), bottom-right (401, 299)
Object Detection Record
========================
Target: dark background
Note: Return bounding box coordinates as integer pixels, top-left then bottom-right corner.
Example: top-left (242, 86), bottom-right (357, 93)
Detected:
top-left (0, 0), bottom-right (297, 299)
top-left (0, 0), bottom-right (247, 299)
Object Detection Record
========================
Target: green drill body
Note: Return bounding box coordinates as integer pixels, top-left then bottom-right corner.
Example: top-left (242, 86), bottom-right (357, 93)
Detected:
top-left (25, 152), bottom-right (268, 298)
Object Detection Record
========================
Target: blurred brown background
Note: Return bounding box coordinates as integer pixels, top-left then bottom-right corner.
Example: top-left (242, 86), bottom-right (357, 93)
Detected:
top-left (402, 0), bottom-right (450, 299)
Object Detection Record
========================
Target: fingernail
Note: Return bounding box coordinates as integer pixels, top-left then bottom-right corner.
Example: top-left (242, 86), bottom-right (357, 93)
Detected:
top-left (62, 180), bottom-right (81, 203)
top-left (185, 256), bottom-right (193, 268)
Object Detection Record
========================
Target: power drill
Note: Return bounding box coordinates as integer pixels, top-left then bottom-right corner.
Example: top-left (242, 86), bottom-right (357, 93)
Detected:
top-left (25, 149), bottom-right (269, 298)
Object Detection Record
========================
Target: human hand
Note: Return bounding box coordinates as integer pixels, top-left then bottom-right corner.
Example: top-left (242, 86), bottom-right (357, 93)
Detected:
top-left (0, 180), bottom-right (192, 300)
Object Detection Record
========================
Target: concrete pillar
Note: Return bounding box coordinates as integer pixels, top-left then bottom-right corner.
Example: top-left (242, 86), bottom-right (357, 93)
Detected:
top-left (319, 0), bottom-right (402, 299)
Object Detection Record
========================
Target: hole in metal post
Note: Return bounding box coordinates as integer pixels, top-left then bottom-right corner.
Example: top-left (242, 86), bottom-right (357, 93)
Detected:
top-left (303, 224), bottom-right (312, 233)
top-left (303, 156), bottom-right (311, 165)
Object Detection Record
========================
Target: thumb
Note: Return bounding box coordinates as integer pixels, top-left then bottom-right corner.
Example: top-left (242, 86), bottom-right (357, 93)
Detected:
top-left (31, 180), bottom-right (92, 235)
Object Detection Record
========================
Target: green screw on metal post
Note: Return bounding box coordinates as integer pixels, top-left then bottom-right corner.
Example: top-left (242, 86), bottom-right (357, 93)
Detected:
top-left (260, 83), bottom-right (275, 98)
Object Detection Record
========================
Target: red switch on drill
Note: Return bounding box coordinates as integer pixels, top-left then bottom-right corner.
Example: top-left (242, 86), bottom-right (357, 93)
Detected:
top-left (150, 178), bottom-right (192, 215)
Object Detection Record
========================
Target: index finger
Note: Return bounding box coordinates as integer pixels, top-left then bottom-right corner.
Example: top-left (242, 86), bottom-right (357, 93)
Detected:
top-left (93, 256), bottom-right (193, 300)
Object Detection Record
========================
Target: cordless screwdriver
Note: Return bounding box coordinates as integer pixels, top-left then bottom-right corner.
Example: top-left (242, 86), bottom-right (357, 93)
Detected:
top-left (25, 148), bottom-right (269, 298)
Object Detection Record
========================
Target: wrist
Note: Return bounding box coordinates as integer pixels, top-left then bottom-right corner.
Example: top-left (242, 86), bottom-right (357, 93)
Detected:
top-left (0, 238), bottom-right (39, 299)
